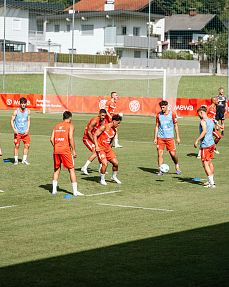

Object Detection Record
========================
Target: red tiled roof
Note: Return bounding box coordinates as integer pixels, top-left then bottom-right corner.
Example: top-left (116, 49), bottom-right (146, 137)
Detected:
top-left (71, 0), bottom-right (149, 12)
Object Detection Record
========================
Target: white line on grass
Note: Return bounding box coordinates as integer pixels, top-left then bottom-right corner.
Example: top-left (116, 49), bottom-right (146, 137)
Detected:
top-left (0, 205), bottom-right (17, 209)
top-left (0, 190), bottom-right (5, 193)
top-left (97, 203), bottom-right (174, 212)
top-left (84, 190), bottom-right (121, 197)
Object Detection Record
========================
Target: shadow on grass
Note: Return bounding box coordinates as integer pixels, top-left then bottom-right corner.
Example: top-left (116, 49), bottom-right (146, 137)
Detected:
top-left (81, 176), bottom-right (100, 183)
top-left (0, 223), bottom-right (228, 287)
top-left (138, 167), bottom-right (159, 174)
top-left (39, 184), bottom-right (72, 195)
top-left (174, 176), bottom-right (203, 185)
top-left (186, 153), bottom-right (198, 157)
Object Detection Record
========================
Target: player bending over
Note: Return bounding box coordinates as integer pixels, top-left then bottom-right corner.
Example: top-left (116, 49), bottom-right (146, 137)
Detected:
top-left (93, 114), bottom-right (122, 185)
top-left (81, 109), bottom-right (107, 175)
top-left (154, 100), bottom-right (181, 175)
top-left (50, 111), bottom-right (83, 196)
top-left (194, 106), bottom-right (216, 188)
top-left (11, 97), bottom-right (31, 165)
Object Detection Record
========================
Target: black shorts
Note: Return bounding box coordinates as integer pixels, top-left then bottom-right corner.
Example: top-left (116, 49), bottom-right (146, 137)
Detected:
top-left (216, 107), bottom-right (225, 121)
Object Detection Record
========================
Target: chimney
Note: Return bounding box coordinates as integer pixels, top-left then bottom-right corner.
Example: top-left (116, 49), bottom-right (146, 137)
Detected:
top-left (189, 8), bottom-right (197, 16)
top-left (104, 0), bottom-right (115, 11)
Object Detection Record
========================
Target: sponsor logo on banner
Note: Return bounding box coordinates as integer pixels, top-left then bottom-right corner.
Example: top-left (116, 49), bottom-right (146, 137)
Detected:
top-left (99, 99), bottom-right (107, 109)
top-left (6, 99), bottom-right (13, 105)
top-left (174, 105), bottom-right (194, 111)
top-left (129, 100), bottom-right (140, 112)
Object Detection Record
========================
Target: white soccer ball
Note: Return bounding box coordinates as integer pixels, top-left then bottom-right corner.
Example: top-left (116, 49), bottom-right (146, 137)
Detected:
top-left (118, 112), bottom-right (123, 117)
top-left (160, 164), bottom-right (170, 173)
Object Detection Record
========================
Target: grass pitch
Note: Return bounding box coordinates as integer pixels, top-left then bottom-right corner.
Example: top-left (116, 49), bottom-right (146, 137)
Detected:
top-left (0, 111), bottom-right (228, 286)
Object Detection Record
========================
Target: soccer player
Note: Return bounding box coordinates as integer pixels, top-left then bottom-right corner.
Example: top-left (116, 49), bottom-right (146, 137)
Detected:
top-left (11, 97), bottom-right (31, 165)
top-left (105, 91), bottom-right (122, 148)
top-left (50, 111), bottom-right (83, 196)
top-left (197, 97), bottom-right (223, 158)
top-left (216, 87), bottom-right (228, 136)
top-left (154, 100), bottom-right (181, 175)
top-left (81, 109), bottom-right (107, 175)
top-left (194, 106), bottom-right (216, 188)
top-left (93, 114), bottom-right (122, 185)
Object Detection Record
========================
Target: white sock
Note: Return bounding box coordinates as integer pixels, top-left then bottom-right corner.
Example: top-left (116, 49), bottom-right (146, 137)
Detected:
top-left (101, 173), bottom-right (105, 181)
top-left (14, 155), bottom-right (18, 162)
top-left (114, 138), bottom-right (119, 146)
top-left (198, 150), bottom-right (201, 156)
top-left (175, 164), bottom-right (180, 170)
top-left (208, 175), bottom-right (214, 185)
top-left (83, 160), bottom-right (91, 169)
top-left (22, 155), bottom-right (27, 162)
top-left (112, 171), bottom-right (118, 178)
top-left (72, 182), bottom-right (78, 193)
top-left (52, 180), bottom-right (58, 191)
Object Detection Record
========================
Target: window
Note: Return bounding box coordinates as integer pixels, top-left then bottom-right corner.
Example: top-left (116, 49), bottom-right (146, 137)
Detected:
top-left (116, 49), bottom-right (123, 58)
top-left (177, 36), bottom-right (183, 44)
top-left (66, 24), bottom-right (71, 32)
top-left (81, 24), bottom-right (94, 35)
top-left (133, 27), bottom-right (140, 36)
top-left (13, 19), bottom-right (21, 31)
top-left (54, 24), bottom-right (60, 32)
top-left (134, 50), bottom-right (141, 58)
top-left (121, 26), bottom-right (127, 35)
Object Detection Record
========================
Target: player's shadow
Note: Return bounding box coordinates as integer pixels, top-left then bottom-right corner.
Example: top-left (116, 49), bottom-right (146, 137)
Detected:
top-left (138, 167), bottom-right (159, 174)
top-left (81, 176), bottom-right (100, 183)
top-left (174, 177), bottom-right (203, 185)
top-left (39, 184), bottom-right (72, 195)
top-left (186, 153), bottom-right (198, 157)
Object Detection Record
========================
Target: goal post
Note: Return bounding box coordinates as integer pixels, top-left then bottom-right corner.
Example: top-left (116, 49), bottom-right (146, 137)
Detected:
top-left (43, 67), bottom-right (179, 115)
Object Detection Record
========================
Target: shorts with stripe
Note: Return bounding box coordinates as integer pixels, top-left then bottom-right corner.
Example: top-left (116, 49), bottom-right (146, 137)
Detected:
top-left (157, 138), bottom-right (176, 152)
top-left (96, 148), bottom-right (116, 163)
top-left (201, 144), bottom-right (215, 162)
top-left (83, 137), bottom-right (95, 152)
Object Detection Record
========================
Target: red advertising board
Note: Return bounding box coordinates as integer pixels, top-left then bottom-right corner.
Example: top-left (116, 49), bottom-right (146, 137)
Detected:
top-left (0, 93), bottom-right (227, 117)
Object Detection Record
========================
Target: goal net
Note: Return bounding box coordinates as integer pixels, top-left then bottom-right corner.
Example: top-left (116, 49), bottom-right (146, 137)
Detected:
top-left (43, 67), bottom-right (180, 115)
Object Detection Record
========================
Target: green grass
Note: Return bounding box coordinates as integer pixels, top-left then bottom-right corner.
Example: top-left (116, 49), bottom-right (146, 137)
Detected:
top-left (0, 111), bottom-right (228, 286)
top-left (0, 74), bottom-right (227, 98)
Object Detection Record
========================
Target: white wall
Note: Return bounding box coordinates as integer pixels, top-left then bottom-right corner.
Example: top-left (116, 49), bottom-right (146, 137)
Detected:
top-left (0, 7), bottom-right (29, 50)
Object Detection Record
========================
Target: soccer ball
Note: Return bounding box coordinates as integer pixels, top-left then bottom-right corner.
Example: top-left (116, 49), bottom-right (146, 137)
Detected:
top-left (160, 164), bottom-right (170, 173)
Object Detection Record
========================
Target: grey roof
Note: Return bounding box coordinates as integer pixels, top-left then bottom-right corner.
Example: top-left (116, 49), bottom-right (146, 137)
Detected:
top-left (38, 9), bottom-right (164, 21)
top-left (165, 14), bottom-right (216, 32)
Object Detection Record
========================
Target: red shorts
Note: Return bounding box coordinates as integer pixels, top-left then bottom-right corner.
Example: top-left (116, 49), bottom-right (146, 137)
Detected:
top-left (53, 153), bottom-right (74, 170)
top-left (157, 138), bottom-right (176, 152)
top-left (201, 144), bottom-right (215, 162)
top-left (213, 130), bottom-right (222, 140)
top-left (14, 133), bottom-right (30, 145)
top-left (83, 137), bottom-right (95, 152)
top-left (97, 148), bottom-right (116, 163)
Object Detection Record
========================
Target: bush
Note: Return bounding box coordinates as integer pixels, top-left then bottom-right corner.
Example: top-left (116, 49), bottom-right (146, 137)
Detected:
top-left (161, 50), bottom-right (193, 60)
top-left (57, 53), bottom-right (118, 64)
top-left (161, 50), bottom-right (177, 59)
top-left (177, 51), bottom-right (193, 60)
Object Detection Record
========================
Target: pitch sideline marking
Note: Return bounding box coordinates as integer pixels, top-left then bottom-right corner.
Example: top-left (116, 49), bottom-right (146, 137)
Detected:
top-left (0, 205), bottom-right (17, 209)
top-left (97, 203), bottom-right (174, 212)
top-left (0, 190), bottom-right (5, 193)
top-left (84, 190), bottom-right (121, 197)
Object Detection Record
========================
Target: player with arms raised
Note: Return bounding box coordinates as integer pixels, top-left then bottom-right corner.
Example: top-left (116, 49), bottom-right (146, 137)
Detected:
top-left (50, 111), bottom-right (83, 196)
top-left (93, 114), bottom-right (122, 185)
top-left (154, 100), bottom-right (181, 175)
top-left (81, 109), bottom-right (107, 175)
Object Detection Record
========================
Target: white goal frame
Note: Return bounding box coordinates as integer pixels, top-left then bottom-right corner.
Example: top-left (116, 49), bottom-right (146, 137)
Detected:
top-left (43, 67), bottom-right (167, 114)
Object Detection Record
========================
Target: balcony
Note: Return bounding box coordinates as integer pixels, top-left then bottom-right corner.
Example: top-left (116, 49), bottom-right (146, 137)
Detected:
top-left (104, 27), bottom-right (158, 49)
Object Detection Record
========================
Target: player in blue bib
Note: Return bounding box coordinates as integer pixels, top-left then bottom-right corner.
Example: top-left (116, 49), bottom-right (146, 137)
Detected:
top-left (194, 106), bottom-right (216, 188)
top-left (11, 97), bottom-right (31, 165)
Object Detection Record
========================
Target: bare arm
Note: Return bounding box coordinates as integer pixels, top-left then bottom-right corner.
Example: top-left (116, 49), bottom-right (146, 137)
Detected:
top-left (153, 122), bottom-right (159, 144)
top-left (87, 119), bottom-right (97, 142)
top-left (25, 110), bottom-right (31, 135)
top-left (50, 129), bottom-right (55, 147)
top-left (69, 124), bottom-right (76, 158)
top-left (194, 120), bottom-right (206, 148)
top-left (93, 125), bottom-right (106, 152)
top-left (174, 123), bottom-right (181, 144)
top-left (11, 110), bottom-right (18, 134)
